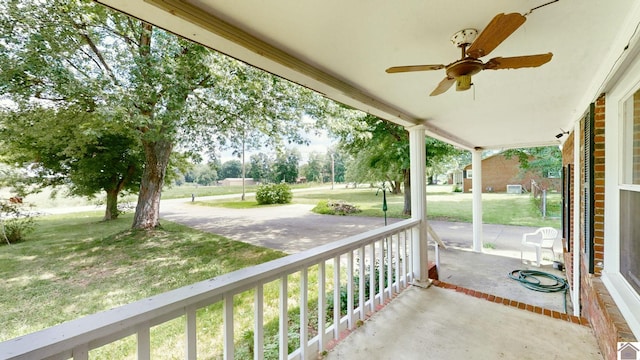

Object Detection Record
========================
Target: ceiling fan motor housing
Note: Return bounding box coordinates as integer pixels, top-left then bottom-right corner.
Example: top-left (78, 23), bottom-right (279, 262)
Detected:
top-left (446, 58), bottom-right (483, 78)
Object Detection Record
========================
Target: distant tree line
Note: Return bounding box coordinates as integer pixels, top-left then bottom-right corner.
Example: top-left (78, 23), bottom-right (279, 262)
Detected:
top-left (176, 147), bottom-right (346, 186)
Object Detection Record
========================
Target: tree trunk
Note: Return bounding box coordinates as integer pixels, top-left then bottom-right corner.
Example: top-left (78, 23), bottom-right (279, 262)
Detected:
top-left (390, 180), bottom-right (402, 195)
top-left (104, 189), bottom-right (120, 221)
top-left (403, 169), bottom-right (411, 216)
top-left (132, 139), bottom-right (173, 229)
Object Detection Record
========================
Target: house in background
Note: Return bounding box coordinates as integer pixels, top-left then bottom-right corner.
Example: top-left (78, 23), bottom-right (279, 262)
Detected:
top-left (220, 178), bottom-right (256, 187)
top-left (461, 152), bottom-right (560, 193)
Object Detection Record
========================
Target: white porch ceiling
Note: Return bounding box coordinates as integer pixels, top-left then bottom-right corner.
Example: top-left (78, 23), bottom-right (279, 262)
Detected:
top-left (97, 0), bottom-right (640, 150)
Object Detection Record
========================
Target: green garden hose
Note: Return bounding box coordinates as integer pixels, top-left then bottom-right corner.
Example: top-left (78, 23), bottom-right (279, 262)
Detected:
top-left (508, 269), bottom-right (569, 313)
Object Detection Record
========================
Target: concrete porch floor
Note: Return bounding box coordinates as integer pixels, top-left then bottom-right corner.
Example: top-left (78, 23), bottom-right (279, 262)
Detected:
top-left (432, 246), bottom-right (571, 314)
top-left (325, 221), bottom-right (600, 359)
top-left (324, 285), bottom-right (602, 360)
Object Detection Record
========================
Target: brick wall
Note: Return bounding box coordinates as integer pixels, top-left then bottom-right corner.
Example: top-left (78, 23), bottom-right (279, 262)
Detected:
top-left (562, 132), bottom-right (574, 288)
top-left (462, 153), bottom-right (560, 193)
top-left (593, 95), bottom-right (606, 274)
top-left (563, 94), bottom-right (637, 360)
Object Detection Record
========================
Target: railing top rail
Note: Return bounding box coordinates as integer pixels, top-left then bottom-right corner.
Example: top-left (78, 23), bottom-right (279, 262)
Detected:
top-left (0, 218), bottom-right (420, 359)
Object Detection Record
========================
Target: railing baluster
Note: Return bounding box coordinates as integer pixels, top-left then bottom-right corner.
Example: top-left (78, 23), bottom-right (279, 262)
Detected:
top-left (300, 268), bottom-right (308, 359)
top-left (347, 250), bottom-right (354, 329)
top-left (185, 306), bottom-right (197, 360)
top-left (358, 246), bottom-right (365, 320)
top-left (137, 324), bottom-right (150, 360)
top-left (401, 229), bottom-right (408, 288)
top-left (369, 244), bottom-right (375, 313)
top-left (72, 344), bottom-right (88, 360)
top-left (279, 275), bottom-right (288, 360)
top-left (394, 233), bottom-right (401, 293)
top-left (318, 261), bottom-right (326, 352)
top-left (387, 235), bottom-right (393, 298)
top-left (223, 295), bottom-right (234, 360)
top-left (408, 229), bottom-right (415, 283)
top-left (333, 255), bottom-right (341, 340)
top-left (254, 284), bottom-right (264, 360)
top-left (378, 239), bottom-right (385, 305)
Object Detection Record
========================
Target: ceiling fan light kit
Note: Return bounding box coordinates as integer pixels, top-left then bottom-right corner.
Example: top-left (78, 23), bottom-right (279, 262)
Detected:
top-left (456, 74), bottom-right (472, 91)
top-left (385, 12), bottom-right (553, 96)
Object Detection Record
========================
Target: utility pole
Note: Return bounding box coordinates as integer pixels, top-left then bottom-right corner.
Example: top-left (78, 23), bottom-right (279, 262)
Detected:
top-left (241, 124), bottom-right (246, 201)
top-left (331, 153), bottom-right (335, 190)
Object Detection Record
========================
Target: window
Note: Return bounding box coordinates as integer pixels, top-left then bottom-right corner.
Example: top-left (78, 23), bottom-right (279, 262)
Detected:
top-left (465, 170), bottom-right (473, 179)
top-left (545, 169), bottom-right (561, 178)
top-left (620, 90), bottom-right (640, 294)
top-left (622, 90), bottom-right (640, 185)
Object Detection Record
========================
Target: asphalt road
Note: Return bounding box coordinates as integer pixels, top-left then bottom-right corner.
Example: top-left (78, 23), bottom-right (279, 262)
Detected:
top-left (159, 198), bottom-right (554, 256)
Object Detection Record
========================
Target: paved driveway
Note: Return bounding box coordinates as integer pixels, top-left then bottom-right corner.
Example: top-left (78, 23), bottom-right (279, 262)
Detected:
top-left (160, 201), bottom-right (397, 254)
top-left (159, 199), bottom-right (553, 256)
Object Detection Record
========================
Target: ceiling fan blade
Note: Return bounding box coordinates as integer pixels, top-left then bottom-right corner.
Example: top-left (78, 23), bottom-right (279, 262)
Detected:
top-left (386, 64), bottom-right (445, 73)
top-left (466, 13), bottom-right (526, 58)
top-left (430, 77), bottom-right (455, 96)
top-left (484, 53), bottom-right (553, 70)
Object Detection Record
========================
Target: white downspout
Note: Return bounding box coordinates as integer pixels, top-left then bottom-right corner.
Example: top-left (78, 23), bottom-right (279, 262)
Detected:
top-left (572, 121), bottom-right (581, 317)
top-left (472, 149), bottom-right (483, 252)
top-left (408, 125), bottom-right (428, 283)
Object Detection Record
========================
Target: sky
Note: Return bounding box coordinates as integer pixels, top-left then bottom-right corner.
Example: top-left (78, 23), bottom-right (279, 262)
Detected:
top-left (218, 129), bottom-right (335, 165)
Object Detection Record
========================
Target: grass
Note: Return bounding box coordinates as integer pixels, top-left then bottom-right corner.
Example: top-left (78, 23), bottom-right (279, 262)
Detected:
top-left (0, 212), bottom-right (352, 358)
top-left (0, 182), bottom-right (319, 209)
top-left (193, 185), bottom-right (560, 228)
top-left (0, 213), bottom-right (288, 356)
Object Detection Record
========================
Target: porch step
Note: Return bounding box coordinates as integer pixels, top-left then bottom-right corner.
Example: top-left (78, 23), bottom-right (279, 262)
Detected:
top-left (428, 261), bottom-right (438, 280)
top-left (430, 279), bottom-right (589, 326)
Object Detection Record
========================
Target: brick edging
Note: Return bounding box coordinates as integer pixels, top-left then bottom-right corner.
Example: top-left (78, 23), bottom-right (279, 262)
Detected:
top-left (431, 279), bottom-right (590, 327)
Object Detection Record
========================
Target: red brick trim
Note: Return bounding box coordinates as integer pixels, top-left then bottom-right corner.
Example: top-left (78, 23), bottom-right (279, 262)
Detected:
top-left (431, 280), bottom-right (589, 326)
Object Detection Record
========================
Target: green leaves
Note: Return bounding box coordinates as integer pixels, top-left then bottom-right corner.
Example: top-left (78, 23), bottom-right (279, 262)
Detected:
top-left (2, 0), bottom-right (332, 227)
top-left (503, 146), bottom-right (562, 177)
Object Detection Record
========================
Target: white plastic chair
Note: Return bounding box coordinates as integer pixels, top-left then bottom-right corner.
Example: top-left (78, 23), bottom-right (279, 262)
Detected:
top-left (521, 227), bottom-right (558, 266)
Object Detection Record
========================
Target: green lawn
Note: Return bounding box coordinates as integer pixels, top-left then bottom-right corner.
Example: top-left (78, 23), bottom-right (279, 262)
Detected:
top-left (0, 213), bottom-right (295, 357)
top-left (200, 186), bottom-right (561, 228)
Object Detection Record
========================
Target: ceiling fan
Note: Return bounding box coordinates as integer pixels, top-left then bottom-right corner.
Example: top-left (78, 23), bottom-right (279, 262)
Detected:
top-left (385, 13), bottom-right (553, 96)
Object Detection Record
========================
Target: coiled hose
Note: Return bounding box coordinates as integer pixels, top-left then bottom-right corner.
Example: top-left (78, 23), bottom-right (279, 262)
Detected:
top-left (508, 269), bottom-right (569, 313)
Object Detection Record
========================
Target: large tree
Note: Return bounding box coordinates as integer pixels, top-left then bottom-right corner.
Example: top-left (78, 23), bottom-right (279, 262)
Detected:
top-left (247, 153), bottom-right (272, 182)
top-left (271, 148), bottom-right (301, 183)
top-left (0, 105), bottom-right (144, 220)
top-left (219, 160), bottom-right (242, 179)
top-left (503, 146), bottom-right (562, 178)
top-left (0, 0), bottom-right (324, 229)
top-left (332, 114), bottom-right (460, 215)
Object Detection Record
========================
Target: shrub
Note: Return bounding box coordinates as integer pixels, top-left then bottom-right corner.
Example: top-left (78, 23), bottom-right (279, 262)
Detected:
top-left (312, 200), bottom-right (361, 215)
top-left (255, 183), bottom-right (293, 205)
top-left (0, 201), bottom-right (36, 245)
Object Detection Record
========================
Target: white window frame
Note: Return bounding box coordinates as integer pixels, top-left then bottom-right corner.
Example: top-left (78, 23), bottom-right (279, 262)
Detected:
top-left (465, 169), bottom-right (472, 179)
top-left (601, 53), bottom-right (640, 339)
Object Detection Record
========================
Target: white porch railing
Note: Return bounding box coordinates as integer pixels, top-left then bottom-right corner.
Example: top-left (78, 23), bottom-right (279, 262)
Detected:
top-left (0, 219), bottom-right (426, 360)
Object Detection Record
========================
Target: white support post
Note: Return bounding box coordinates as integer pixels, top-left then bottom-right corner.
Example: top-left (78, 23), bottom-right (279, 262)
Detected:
top-left (572, 121), bottom-right (581, 317)
top-left (407, 125), bottom-right (428, 283)
top-left (472, 149), bottom-right (483, 252)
